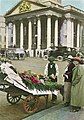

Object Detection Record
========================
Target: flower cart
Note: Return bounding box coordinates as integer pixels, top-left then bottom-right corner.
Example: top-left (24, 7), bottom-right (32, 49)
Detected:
top-left (0, 62), bottom-right (63, 114)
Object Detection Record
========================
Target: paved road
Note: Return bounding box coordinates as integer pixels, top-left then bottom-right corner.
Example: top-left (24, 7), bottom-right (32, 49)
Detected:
top-left (0, 57), bottom-right (67, 120)
top-left (23, 104), bottom-right (84, 120)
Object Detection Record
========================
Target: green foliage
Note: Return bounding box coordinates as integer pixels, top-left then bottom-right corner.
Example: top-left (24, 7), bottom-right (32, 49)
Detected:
top-left (22, 77), bottom-right (62, 91)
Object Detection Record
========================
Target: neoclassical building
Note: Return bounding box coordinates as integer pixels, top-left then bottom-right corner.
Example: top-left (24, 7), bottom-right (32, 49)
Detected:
top-left (5, 0), bottom-right (84, 57)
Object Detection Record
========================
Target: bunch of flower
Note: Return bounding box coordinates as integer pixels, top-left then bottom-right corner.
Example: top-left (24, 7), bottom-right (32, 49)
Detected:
top-left (20, 70), bottom-right (63, 91)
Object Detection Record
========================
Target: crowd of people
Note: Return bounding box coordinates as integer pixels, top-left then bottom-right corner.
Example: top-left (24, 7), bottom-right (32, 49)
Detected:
top-left (44, 55), bottom-right (84, 112)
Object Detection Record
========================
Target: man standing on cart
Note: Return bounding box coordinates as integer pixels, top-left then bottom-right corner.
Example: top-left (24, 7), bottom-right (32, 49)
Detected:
top-left (44, 56), bottom-right (59, 103)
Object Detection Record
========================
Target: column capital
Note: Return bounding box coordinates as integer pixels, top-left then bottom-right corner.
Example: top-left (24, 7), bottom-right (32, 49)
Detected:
top-left (75, 20), bottom-right (81, 24)
top-left (36, 15), bottom-right (40, 18)
top-left (27, 18), bottom-right (32, 22)
top-left (11, 20), bottom-right (17, 24)
top-left (47, 14), bottom-right (52, 17)
top-left (37, 16), bottom-right (41, 20)
top-left (66, 17), bottom-right (75, 21)
top-left (5, 21), bottom-right (9, 26)
top-left (19, 18), bottom-right (24, 23)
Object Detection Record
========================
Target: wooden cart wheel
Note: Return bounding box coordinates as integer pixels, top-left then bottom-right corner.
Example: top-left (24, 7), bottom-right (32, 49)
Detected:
top-left (23, 94), bottom-right (39, 114)
top-left (7, 93), bottom-right (21, 104)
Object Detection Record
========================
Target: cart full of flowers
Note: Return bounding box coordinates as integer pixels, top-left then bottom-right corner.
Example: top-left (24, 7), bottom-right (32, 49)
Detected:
top-left (0, 61), bottom-right (63, 113)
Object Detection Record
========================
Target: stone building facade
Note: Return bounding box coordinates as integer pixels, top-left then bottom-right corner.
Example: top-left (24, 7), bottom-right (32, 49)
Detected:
top-left (5, 0), bottom-right (84, 57)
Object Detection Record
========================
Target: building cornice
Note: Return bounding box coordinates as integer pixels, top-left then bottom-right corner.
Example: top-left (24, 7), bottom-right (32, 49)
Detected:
top-left (5, 6), bottom-right (65, 23)
top-left (64, 5), bottom-right (84, 16)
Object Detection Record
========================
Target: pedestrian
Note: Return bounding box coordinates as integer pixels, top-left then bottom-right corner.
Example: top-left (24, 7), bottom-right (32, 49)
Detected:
top-left (70, 57), bottom-right (84, 112)
top-left (63, 55), bottom-right (75, 107)
top-left (44, 56), bottom-right (59, 103)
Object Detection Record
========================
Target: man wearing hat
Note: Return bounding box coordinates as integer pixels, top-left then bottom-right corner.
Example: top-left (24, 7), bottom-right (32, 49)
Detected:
top-left (63, 55), bottom-right (75, 107)
top-left (44, 56), bottom-right (59, 102)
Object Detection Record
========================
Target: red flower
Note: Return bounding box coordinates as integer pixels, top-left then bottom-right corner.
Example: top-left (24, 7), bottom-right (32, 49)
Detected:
top-left (30, 76), bottom-right (41, 84)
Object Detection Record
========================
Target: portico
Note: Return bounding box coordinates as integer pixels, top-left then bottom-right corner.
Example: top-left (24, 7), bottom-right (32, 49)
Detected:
top-left (5, 0), bottom-right (84, 57)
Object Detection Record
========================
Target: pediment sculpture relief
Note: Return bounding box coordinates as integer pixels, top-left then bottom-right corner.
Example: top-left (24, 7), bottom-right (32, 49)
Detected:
top-left (19, 1), bottom-right (31, 13)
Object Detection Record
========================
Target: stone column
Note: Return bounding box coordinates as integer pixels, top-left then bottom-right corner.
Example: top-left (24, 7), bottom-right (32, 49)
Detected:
top-left (13, 23), bottom-right (16, 46)
top-left (28, 20), bottom-right (32, 50)
top-left (6, 24), bottom-right (9, 48)
top-left (77, 23), bottom-right (80, 48)
top-left (47, 15), bottom-right (51, 49)
top-left (80, 24), bottom-right (83, 47)
top-left (54, 19), bottom-right (58, 47)
top-left (67, 19), bottom-right (74, 48)
top-left (20, 22), bottom-right (23, 49)
top-left (37, 17), bottom-right (41, 50)
top-left (71, 21), bottom-right (74, 48)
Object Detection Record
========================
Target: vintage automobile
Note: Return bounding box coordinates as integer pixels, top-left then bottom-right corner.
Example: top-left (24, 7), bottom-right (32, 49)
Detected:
top-left (6, 48), bottom-right (25, 60)
top-left (48, 46), bottom-right (77, 61)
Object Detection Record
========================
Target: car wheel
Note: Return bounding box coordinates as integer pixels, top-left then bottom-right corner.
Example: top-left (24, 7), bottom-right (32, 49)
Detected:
top-left (57, 56), bottom-right (63, 61)
top-left (43, 55), bottom-right (48, 60)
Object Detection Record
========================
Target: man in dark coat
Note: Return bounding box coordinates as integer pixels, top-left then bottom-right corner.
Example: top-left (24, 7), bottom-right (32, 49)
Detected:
top-left (63, 55), bottom-right (75, 106)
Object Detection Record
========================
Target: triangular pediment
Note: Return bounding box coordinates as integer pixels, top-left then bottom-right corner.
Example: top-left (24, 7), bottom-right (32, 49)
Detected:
top-left (5, 0), bottom-right (46, 16)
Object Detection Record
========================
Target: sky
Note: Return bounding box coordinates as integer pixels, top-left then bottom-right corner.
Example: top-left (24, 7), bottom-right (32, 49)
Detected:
top-left (0, 0), bottom-right (84, 15)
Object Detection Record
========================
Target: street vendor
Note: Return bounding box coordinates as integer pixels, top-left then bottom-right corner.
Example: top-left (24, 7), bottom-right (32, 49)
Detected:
top-left (44, 56), bottom-right (59, 102)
